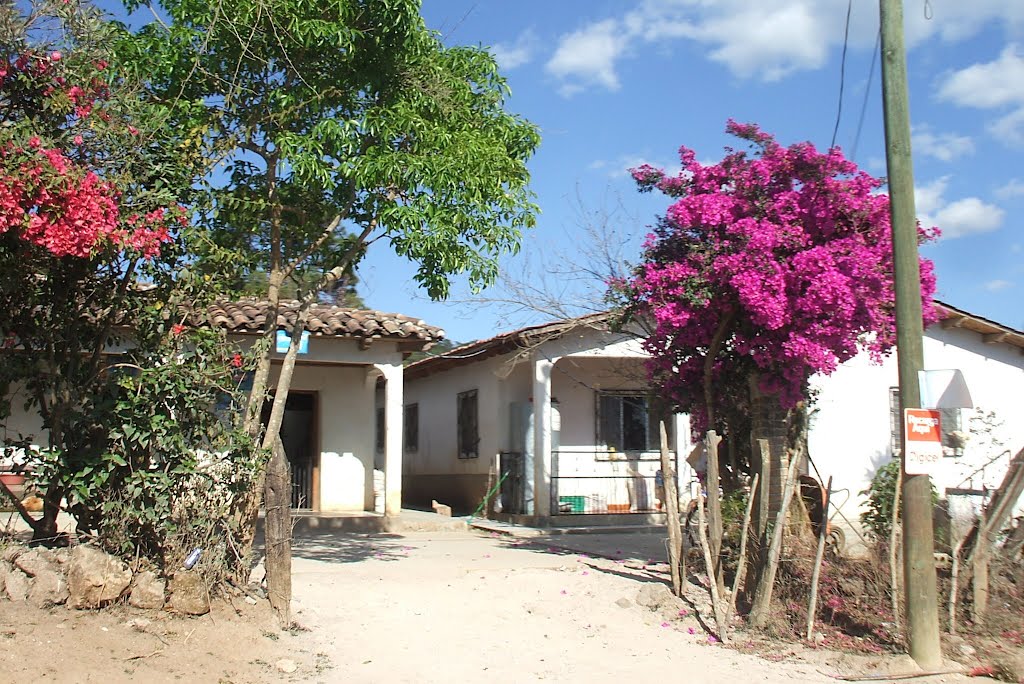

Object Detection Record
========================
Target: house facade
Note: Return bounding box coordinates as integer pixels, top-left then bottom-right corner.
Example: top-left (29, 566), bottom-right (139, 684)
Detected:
top-left (807, 301), bottom-right (1024, 542)
top-left (1, 300), bottom-right (444, 516)
top-left (403, 302), bottom-right (1024, 537)
top-left (402, 316), bottom-right (694, 522)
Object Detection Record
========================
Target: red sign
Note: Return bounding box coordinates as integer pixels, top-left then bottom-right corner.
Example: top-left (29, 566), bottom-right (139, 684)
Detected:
top-left (904, 408), bottom-right (942, 474)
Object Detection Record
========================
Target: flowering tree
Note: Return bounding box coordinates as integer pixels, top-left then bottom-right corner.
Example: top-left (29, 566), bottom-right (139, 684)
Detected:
top-left (0, 2), bottom-right (253, 560)
top-left (618, 121), bottom-right (938, 447)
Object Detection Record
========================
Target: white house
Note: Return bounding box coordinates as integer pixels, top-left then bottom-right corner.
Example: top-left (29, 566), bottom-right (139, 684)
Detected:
top-left (808, 301), bottom-right (1024, 544)
top-left (1, 299), bottom-right (444, 516)
top-left (402, 315), bottom-right (694, 522)
top-left (402, 302), bottom-right (1024, 538)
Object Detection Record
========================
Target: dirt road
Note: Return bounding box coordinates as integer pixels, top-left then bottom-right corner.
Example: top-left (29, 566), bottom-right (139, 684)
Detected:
top-left (290, 529), bottom-right (883, 683)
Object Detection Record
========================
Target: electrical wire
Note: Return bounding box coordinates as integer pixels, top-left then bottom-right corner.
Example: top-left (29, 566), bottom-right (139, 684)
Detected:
top-left (851, 27), bottom-right (881, 163)
top-left (830, 0), bottom-right (854, 151)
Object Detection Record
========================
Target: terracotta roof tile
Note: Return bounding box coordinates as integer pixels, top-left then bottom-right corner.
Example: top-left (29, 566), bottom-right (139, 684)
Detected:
top-left (199, 299), bottom-right (445, 344)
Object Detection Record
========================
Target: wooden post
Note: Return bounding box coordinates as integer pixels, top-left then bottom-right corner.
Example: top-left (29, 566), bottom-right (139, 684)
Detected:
top-left (705, 430), bottom-right (724, 594)
top-left (265, 435), bottom-right (293, 628)
top-left (805, 476), bottom-right (833, 641)
top-left (750, 446), bottom-right (802, 629)
top-left (726, 473), bottom-right (759, 625)
top-left (660, 420), bottom-right (684, 597)
top-left (696, 477), bottom-right (729, 643)
top-left (888, 465), bottom-right (903, 635)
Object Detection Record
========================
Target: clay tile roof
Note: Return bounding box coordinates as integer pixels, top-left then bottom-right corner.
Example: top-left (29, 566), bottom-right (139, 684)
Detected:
top-left (199, 299), bottom-right (445, 344)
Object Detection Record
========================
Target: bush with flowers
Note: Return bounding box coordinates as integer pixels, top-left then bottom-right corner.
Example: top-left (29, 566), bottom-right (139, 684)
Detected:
top-left (0, 1), bottom-right (257, 580)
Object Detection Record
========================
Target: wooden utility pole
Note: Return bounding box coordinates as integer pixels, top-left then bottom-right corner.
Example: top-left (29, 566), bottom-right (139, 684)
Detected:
top-left (878, 0), bottom-right (942, 668)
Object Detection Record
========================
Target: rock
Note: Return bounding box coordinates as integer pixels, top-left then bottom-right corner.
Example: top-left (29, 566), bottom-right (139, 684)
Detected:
top-left (615, 597), bottom-right (632, 609)
top-left (1, 545), bottom-right (23, 563)
top-left (28, 568), bottom-right (69, 608)
top-left (124, 618), bottom-right (152, 631)
top-left (635, 583), bottom-right (676, 611)
top-left (14, 548), bottom-right (55, 577)
top-left (5, 568), bottom-right (29, 601)
top-left (0, 559), bottom-right (10, 595)
top-left (169, 570), bottom-right (210, 615)
top-left (275, 658), bottom-right (298, 674)
top-left (51, 548), bottom-right (71, 567)
top-left (992, 653), bottom-right (1024, 683)
top-left (812, 631), bottom-right (826, 647)
top-left (67, 545), bottom-right (133, 609)
top-left (128, 570), bottom-right (165, 610)
top-left (248, 559), bottom-right (266, 586)
top-left (957, 642), bottom-right (977, 658)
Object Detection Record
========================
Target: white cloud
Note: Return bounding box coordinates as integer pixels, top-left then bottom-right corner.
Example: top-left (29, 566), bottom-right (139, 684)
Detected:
top-left (990, 107), bottom-right (1024, 146)
top-left (545, 19), bottom-right (629, 95)
top-left (911, 125), bottom-right (974, 162)
top-left (938, 44), bottom-right (1024, 146)
top-left (914, 176), bottom-right (1004, 239)
top-left (544, 1), bottom-right (1024, 92)
top-left (914, 176), bottom-right (950, 217)
top-left (491, 29), bottom-right (538, 71)
top-left (933, 198), bottom-right (1004, 237)
top-left (589, 154), bottom-right (672, 178)
top-left (984, 279), bottom-right (1013, 292)
top-left (995, 178), bottom-right (1024, 199)
top-left (938, 44), bottom-right (1024, 109)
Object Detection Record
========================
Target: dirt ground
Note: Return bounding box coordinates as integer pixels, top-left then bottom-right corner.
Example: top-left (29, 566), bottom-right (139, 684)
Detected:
top-left (0, 528), bottom-right (1008, 683)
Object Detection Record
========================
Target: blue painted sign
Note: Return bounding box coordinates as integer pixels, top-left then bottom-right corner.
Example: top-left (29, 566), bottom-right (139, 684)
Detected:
top-left (275, 330), bottom-right (310, 354)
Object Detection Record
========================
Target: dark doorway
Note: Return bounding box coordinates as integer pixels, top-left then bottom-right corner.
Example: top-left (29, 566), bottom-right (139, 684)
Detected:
top-left (262, 392), bottom-right (317, 510)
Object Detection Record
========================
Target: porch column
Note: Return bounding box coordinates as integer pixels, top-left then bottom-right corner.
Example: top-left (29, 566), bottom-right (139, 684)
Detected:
top-left (375, 362), bottom-right (404, 517)
top-left (532, 354), bottom-right (558, 519)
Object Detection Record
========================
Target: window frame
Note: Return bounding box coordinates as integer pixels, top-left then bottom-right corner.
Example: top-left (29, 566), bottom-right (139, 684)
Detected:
top-left (404, 403), bottom-right (419, 453)
top-left (457, 389), bottom-right (479, 459)
top-left (375, 406), bottom-right (385, 454)
top-left (596, 391), bottom-right (663, 455)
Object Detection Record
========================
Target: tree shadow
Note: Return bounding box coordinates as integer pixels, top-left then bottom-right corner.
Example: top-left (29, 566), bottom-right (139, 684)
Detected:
top-left (255, 528), bottom-right (415, 564)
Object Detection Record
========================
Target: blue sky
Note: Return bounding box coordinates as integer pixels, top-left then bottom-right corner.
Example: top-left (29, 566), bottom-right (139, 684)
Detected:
top-left (355, 1), bottom-right (1024, 343)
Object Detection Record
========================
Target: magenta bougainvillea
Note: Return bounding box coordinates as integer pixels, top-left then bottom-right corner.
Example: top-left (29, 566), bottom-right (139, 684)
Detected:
top-left (620, 121), bottom-right (938, 427)
top-left (0, 50), bottom-right (180, 260)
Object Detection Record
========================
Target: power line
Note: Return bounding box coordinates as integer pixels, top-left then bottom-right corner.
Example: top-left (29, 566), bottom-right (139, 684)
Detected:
top-left (851, 27), bottom-right (881, 163)
top-left (830, 0), bottom-right (853, 151)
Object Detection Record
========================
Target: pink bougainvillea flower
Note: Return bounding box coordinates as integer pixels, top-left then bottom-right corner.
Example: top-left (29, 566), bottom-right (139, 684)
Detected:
top-left (619, 121), bottom-right (938, 431)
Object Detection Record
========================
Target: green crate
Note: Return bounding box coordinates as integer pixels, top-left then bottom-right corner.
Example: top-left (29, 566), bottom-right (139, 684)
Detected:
top-left (558, 495), bottom-right (586, 514)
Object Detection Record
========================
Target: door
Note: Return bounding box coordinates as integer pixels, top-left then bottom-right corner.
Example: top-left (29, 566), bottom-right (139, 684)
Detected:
top-left (262, 392), bottom-right (317, 510)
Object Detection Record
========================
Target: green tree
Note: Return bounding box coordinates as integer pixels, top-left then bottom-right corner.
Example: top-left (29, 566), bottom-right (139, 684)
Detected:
top-left (122, 0), bottom-right (540, 545)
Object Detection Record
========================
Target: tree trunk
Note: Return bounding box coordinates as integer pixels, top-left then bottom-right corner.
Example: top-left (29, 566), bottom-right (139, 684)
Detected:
top-left (265, 435), bottom-right (292, 628)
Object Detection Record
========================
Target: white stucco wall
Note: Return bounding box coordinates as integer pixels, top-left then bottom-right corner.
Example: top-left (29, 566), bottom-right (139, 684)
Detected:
top-left (808, 325), bottom-right (1024, 534)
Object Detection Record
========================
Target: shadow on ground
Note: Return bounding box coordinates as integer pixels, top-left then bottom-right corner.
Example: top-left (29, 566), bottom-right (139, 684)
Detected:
top-left (258, 531), bottom-right (416, 564)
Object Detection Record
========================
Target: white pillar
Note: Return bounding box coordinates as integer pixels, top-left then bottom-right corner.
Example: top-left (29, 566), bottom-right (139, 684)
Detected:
top-left (532, 355), bottom-right (557, 519)
top-left (376, 362), bottom-right (404, 517)
top-left (673, 412), bottom-right (695, 504)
